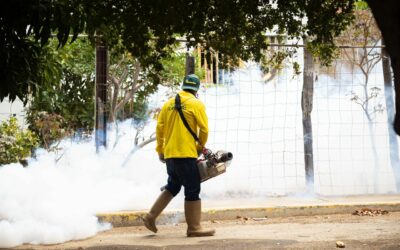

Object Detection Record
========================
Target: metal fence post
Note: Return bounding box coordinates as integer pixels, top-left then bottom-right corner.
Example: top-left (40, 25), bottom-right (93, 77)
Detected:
top-left (95, 42), bottom-right (108, 152)
top-left (185, 54), bottom-right (195, 75)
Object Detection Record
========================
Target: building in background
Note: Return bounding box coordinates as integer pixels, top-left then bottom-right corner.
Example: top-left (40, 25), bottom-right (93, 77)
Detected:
top-left (0, 98), bottom-right (26, 127)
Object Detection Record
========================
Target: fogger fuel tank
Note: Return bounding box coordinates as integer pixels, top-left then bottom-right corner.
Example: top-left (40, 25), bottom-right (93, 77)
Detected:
top-left (160, 149), bottom-right (233, 191)
top-left (197, 149), bottom-right (233, 182)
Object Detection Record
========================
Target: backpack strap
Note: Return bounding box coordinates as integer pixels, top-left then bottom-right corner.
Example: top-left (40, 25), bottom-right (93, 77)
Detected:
top-left (175, 94), bottom-right (200, 143)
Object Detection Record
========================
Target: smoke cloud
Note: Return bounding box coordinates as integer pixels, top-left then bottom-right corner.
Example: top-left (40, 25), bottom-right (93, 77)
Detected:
top-left (0, 62), bottom-right (397, 247)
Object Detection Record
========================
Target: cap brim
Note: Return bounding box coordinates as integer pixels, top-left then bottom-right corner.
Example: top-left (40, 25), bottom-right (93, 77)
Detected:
top-left (182, 86), bottom-right (199, 91)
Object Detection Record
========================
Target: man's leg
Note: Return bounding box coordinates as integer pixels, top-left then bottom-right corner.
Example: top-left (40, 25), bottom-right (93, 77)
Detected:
top-left (143, 190), bottom-right (173, 233)
top-left (143, 159), bottom-right (181, 233)
top-left (175, 158), bottom-right (215, 237)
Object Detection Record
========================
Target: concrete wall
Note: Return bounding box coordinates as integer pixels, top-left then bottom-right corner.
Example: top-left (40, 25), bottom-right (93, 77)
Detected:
top-left (0, 98), bottom-right (26, 127)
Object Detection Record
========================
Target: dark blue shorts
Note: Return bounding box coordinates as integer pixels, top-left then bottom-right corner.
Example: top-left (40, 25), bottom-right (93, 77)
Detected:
top-left (164, 158), bottom-right (201, 201)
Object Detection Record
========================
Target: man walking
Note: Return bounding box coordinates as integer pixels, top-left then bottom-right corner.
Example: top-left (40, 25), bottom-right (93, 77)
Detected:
top-left (143, 74), bottom-right (215, 237)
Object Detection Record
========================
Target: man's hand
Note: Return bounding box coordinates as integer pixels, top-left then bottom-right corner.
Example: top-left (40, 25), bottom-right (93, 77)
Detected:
top-left (158, 153), bottom-right (166, 163)
top-left (197, 145), bottom-right (206, 157)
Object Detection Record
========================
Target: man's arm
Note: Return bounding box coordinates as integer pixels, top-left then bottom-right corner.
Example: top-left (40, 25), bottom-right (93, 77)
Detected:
top-left (156, 106), bottom-right (165, 155)
top-left (196, 103), bottom-right (209, 151)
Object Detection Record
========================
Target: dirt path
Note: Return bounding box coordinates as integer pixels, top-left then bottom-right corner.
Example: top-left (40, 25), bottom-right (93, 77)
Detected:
top-left (12, 212), bottom-right (400, 250)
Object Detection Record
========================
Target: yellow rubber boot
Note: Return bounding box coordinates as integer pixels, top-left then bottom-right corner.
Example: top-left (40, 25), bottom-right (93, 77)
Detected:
top-left (143, 190), bottom-right (173, 233)
top-left (185, 200), bottom-right (215, 237)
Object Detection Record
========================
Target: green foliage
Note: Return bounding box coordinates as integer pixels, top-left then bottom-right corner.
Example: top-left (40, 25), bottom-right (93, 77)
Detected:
top-left (26, 38), bottom-right (95, 135)
top-left (118, 96), bottom-right (149, 123)
top-left (107, 41), bottom-right (189, 124)
top-left (26, 112), bottom-right (71, 150)
top-left (194, 51), bottom-right (206, 80)
top-left (307, 42), bottom-right (340, 66)
top-left (1, 0), bottom-right (357, 103)
top-left (158, 49), bottom-right (205, 85)
top-left (27, 37), bottom-right (185, 137)
top-left (355, 1), bottom-right (370, 10)
top-left (259, 41), bottom-right (302, 79)
top-left (132, 98), bottom-right (149, 122)
top-left (336, 8), bottom-right (380, 47)
top-left (0, 117), bottom-right (39, 165)
top-left (159, 52), bottom-right (186, 86)
top-left (0, 0), bottom-right (86, 103)
top-left (293, 62), bottom-right (301, 75)
top-left (261, 49), bottom-right (291, 73)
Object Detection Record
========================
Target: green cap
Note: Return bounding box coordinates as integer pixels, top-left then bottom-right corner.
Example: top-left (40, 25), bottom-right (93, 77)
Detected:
top-left (181, 74), bottom-right (200, 91)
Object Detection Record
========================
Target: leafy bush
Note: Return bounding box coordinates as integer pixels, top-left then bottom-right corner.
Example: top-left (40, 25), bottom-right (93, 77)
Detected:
top-left (0, 117), bottom-right (39, 165)
top-left (26, 111), bottom-right (71, 149)
top-left (26, 38), bottom-right (95, 134)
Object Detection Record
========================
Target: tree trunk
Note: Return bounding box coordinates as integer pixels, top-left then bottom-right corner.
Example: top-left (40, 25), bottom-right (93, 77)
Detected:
top-left (109, 77), bottom-right (120, 123)
top-left (382, 40), bottom-right (400, 191)
top-left (367, 117), bottom-right (380, 192)
top-left (367, 0), bottom-right (400, 135)
top-left (361, 73), bottom-right (381, 192)
top-left (302, 46), bottom-right (315, 193)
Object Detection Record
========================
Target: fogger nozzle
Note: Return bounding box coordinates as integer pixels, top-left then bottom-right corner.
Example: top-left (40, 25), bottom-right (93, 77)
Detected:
top-left (218, 152), bottom-right (233, 163)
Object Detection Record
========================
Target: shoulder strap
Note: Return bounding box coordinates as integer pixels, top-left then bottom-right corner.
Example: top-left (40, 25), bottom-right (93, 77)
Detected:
top-left (175, 94), bottom-right (200, 142)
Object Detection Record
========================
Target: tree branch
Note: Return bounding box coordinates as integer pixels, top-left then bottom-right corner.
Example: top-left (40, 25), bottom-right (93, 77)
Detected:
top-left (114, 61), bottom-right (142, 113)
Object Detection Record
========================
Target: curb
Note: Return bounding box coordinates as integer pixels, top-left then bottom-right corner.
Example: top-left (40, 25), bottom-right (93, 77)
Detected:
top-left (96, 202), bottom-right (400, 227)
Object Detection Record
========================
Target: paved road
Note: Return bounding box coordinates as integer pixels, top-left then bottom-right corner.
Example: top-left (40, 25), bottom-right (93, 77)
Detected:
top-left (12, 211), bottom-right (400, 250)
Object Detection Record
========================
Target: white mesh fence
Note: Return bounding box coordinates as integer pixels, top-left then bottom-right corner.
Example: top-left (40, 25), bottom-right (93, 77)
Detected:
top-left (1, 46), bottom-right (398, 197)
top-left (198, 47), bottom-right (398, 196)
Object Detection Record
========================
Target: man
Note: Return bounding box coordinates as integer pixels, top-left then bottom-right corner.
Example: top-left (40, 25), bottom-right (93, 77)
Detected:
top-left (143, 74), bottom-right (215, 237)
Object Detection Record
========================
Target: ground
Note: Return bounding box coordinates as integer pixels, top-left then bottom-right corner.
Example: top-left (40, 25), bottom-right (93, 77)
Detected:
top-left (10, 211), bottom-right (400, 250)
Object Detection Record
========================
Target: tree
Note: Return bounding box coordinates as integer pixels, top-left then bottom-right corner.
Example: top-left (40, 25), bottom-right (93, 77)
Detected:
top-left (107, 46), bottom-right (186, 123)
top-left (336, 8), bottom-right (385, 192)
top-left (25, 36), bottom-right (188, 150)
top-left (0, 0), bottom-right (86, 103)
top-left (366, 0), bottom-right (400, 135)
top-left (382, 41), bottom-right (400, 191)
top-left (361, 0), bottom-right (400, 190)
top-left (108, 48), bottom-right (199, 152)
top-left (1, 0), bottom-right (355, 104)
top-left (108, 53), bottom-right (144, 123)
top-left (26, 38), bottom-right (96, 142)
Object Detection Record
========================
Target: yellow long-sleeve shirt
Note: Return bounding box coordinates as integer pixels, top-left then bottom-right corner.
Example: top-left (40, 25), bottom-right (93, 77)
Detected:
top-left (156, 90), bottom-right (208, 158)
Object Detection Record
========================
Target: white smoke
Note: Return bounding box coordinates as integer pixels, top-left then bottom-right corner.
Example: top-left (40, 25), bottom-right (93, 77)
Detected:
top-left (0, 61), bottom-right (398, 247)
top-left (0, 120), bottom-right (170, 247)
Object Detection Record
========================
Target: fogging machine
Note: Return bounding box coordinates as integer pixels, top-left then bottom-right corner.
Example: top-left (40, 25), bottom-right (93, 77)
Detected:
top-left (161, 148), bottom-right (233, 191)
top-left (197, 148), bottom-right (233, 182)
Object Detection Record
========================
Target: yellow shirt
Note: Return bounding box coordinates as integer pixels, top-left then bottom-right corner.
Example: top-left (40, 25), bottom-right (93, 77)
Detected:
top-left (156, 90), bottom-right (208, 158)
